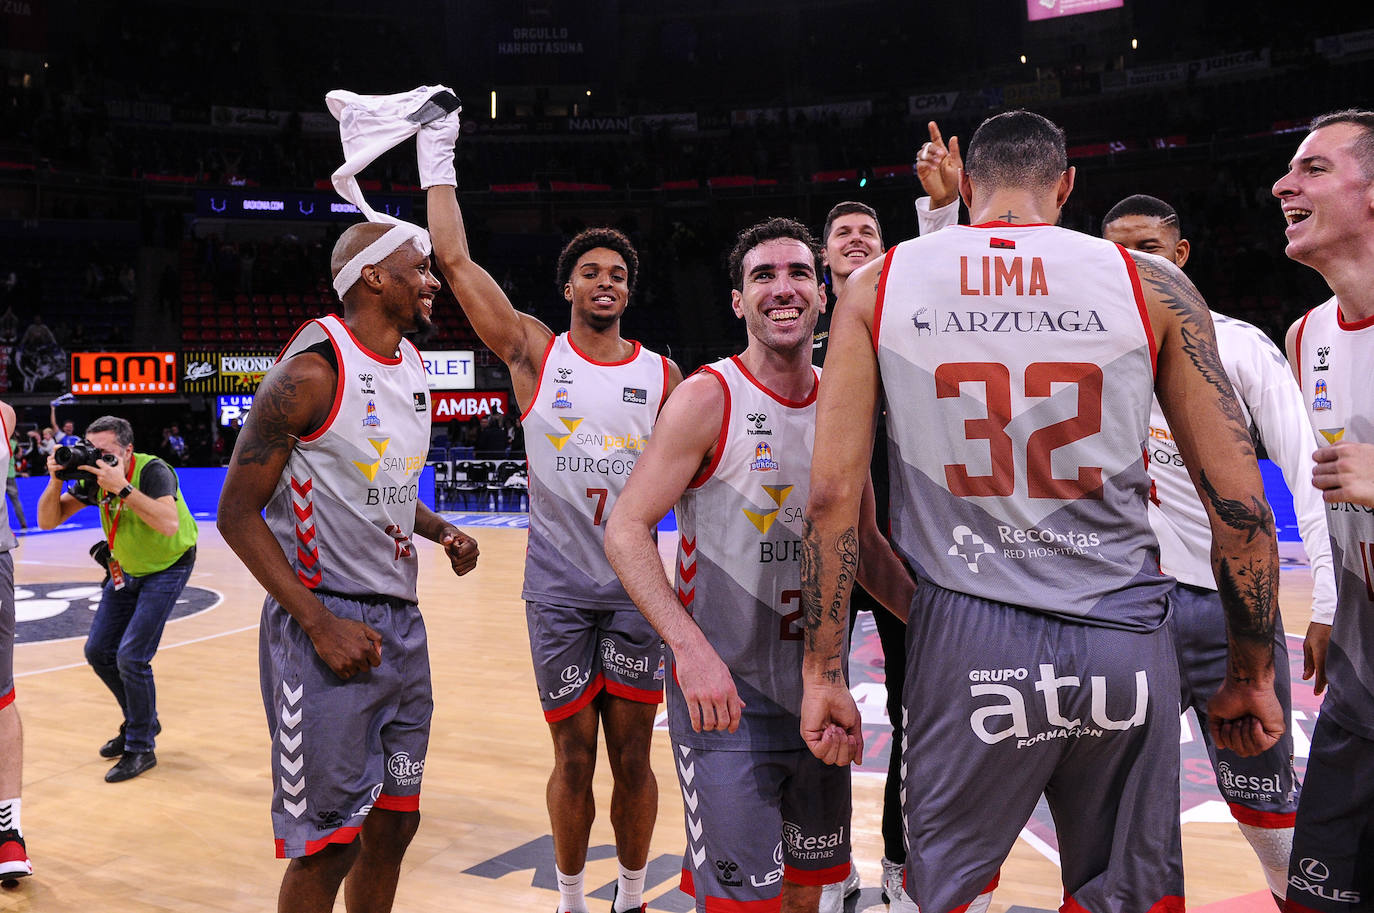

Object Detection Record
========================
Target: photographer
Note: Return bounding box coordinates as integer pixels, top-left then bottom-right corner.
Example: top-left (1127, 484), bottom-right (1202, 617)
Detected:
top-left (37, 416), bottom-right (197, 783)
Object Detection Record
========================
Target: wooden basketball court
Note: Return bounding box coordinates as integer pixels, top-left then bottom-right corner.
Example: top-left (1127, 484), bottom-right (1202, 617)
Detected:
top-left (1, 519), bottom-right (1317, 912)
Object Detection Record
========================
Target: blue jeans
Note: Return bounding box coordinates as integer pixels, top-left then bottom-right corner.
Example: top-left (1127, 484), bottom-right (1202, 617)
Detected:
top-left (84, 548), bottom-right (195, 753)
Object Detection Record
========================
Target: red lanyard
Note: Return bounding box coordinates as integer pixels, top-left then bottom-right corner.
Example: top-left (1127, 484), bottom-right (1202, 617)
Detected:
top-left (100, 454), bottom-right (137, 551)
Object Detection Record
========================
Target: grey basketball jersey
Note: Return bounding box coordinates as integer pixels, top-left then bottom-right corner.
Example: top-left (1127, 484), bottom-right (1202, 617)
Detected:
top-left (671, 356), bottom-right (820, 750)
top-left (0, 422), bottom-right (14, 553)
top-left (521, 333), bottom-right (669, 610)
top-left (265, 315), bottom-right (431, 602)
top-left (1294, 298), bottom-right (1374, 738)
top-left (875, 224), bottom-right (1172, 630)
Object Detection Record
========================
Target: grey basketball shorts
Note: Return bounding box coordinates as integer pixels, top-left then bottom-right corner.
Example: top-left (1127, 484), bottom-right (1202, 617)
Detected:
top-left (1285, 713), bottom-right (1374, 913)
top-left (259, 592), bottom-right (433, 858)
top-left (525, 600), bottom-right (665, 723)
top-left (674, 741), bottom-right (851, 912)
top-left (1169, 582), bottom-right (1298, 826)
top-left (0, 552), bottom-right (13, 707)
top-left (901, 583), bottom-right (1183, 913)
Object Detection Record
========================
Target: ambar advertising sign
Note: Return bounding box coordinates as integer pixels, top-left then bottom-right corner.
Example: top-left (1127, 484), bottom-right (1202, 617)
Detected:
top-left (71, 352), bottom-right (178, 395)
top-left (431, 391), bottom-right (509, 419)
top-left (182, 351), bottom-right (277, 393)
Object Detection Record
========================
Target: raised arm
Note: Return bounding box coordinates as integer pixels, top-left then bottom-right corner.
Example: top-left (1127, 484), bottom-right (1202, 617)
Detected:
top-left (425, 186), bottom-right (552, 410)
top-left (915, 120), bottom-right (963, 235)
top-left (604, 372), bottom-right (742, 733)
top-left (217, 354), bottom-right (383, 680)
top-left (1134, 251), bottom-right (1283, 756)
top-left (801, 255), bottom-right (884, 765)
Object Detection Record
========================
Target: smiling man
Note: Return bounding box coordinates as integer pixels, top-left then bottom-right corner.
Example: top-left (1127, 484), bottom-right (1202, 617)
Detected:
top-left (422, 109), bottom-right (682, 913)
top-left (606, 217), bottom-right (912, 913)
top-left (1277, 108), bottom-right (1374, 913)
top-left (218, 219), bottom-right (480, 913)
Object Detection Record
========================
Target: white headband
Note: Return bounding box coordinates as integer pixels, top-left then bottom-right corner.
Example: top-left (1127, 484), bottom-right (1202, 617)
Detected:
top-left (332, 223), bottom-right (431, 300)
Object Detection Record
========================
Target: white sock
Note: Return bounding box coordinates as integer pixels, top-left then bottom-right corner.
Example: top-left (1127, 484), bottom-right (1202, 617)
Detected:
top-left (1237, 822), bottom-right (1293, 899)
top-left (556, 866), bottom-right (588, 913)
top-left (615, 863), bottom-right (647, 912)
top-left (0, 797), bottom-right (20, 836)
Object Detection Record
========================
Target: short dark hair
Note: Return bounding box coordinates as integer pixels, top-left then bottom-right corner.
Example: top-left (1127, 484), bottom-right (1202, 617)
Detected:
top-left (822, 201), bottom-right (882, 247)
top-left (1102, 194), bottom-right (1181, 238)
top-left (727, 218), bottom-right (823, 290)
top-left (1310, 109), bottom-right (1374, 180)
top-left (556, 228), bottom-right (640, 295)
top-left (86, 415), bottom-right (133, 448)
top-left (964, 110), bottom-right (1067, 191)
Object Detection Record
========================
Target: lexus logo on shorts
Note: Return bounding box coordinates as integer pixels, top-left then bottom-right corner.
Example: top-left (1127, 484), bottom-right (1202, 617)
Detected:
top-left (561, 664), bottom-right (582, 683)
top-left (1300, 858), bottom-right (1331, 882)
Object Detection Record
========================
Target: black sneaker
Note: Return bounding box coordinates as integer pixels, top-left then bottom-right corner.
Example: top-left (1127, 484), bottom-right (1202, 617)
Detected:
top-left (0, 828), bottom-right (31, 884)
top-left (105, 750), bottom-right (157, 783)
top-left (99, 720), bottom-right (161, 759)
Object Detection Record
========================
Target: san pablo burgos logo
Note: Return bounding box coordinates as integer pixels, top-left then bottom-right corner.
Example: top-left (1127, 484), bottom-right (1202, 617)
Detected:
top-left (746, 412), bottom-right (772, 435)
top-left (948, 525), bottom-right (995, 572)
top-left (1314, 346), bottom-right (1330, 371)
top-left (358, 372), bottom-right (376, 395)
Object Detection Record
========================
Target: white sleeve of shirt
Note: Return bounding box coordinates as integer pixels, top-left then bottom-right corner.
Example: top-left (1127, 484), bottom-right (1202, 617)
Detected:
top-left (915, 196), bottom-right (960, 236)
top-left (1235, 324), bottom-right (1337, 624)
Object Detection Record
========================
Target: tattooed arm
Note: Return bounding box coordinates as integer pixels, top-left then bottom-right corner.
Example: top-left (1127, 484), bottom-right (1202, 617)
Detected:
top-left (1133, 250), bottom-right (1283, 757)
top-left (801, 256), bottom-right (885, 766)
top-left (217, 353), bottom-right (383, 680)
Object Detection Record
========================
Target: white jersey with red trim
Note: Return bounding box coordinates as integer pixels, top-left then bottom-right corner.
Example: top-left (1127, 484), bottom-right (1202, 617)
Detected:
top-left (0, 414), bottom-right (13, 553)
top-left (1146, 312), bottom-right (1336, 619)
top-left (521, 333), bottom-right (669, 610)
top-left (671, 355), bottom-right (819, 750)
top-left (264, 314), bottom-right (431, 602)
top-left (875, 223), bottom-right (1172, 629)
top-left (1294, 297), bottom-right (1374, 738)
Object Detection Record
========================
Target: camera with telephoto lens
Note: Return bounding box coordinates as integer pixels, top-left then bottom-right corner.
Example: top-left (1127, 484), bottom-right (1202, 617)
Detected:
top-left (53, 441), bottom-right (118, 481)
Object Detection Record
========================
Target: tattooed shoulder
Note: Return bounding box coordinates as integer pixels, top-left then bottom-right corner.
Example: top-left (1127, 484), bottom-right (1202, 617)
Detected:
top-left (234, 355), bottom-right (334, 466)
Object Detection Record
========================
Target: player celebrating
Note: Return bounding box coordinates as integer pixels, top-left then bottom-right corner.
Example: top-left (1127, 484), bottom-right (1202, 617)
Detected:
top-left (606, 217), bottom-right (912, 913)
top-left (1100, 194), bottom-right (1334, 907)
top-left (803, 110), bottom-right (1283, 913)
top-left (1278, 108), bottom-right (1374, 913)
top-left (219, 209), bottom-right (480, 910)
top-left (422, 110), bottom-right (682, 913)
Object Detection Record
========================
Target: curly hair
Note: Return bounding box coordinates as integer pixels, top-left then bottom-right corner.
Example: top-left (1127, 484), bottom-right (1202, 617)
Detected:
top-left (556, 228), bottom-right (640, 295)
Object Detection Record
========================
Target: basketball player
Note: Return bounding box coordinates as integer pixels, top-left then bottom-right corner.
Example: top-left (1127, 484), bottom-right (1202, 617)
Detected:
top-left (812, 201), bottom-right (915, 912)
top-left (605, 217), bottom-right (913, 913)
top-left (422, 112), bottom-right (682, 913)
top-left (1277, 108), bottom-right (1374, 913)
top-left (0, 398), bottom-right (29, 885)
top-left (802, 110), bottom-right (1284, 913)
top-left (218, 220), bottom-right (480, 913)
top-left (1099, 193), bottom-right (1333, 907)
